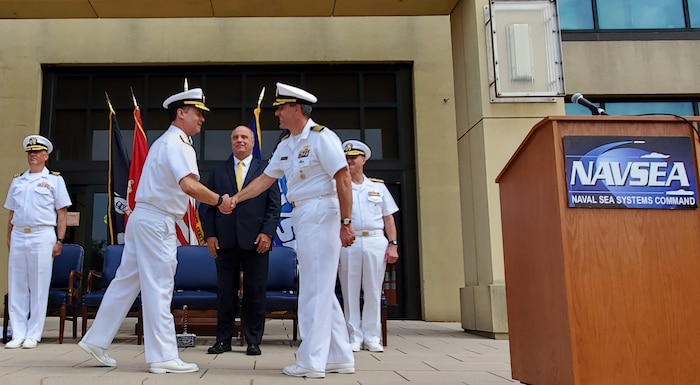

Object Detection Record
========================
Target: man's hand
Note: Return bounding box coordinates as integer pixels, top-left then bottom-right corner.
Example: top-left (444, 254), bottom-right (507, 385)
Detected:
top-left (217, 194), bottom-right (234, 214)
top-left (52, 241), bottom-right (62, 258)
top-left (207, 237), bottom-right (219, 258)
top-left (254, 233), bottom-right (272, 253)
top-left (340, 224), bottom-right (355, 247)
top-left (231, 194), bottom-right (240, 211)
top-left (385, 244), bottom-right (399, 264)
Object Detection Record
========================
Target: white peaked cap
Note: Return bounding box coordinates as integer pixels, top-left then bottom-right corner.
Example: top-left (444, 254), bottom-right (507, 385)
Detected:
top-left (23, 135), bottom-right (53, 154)
top-left (343, 140), bottom-right (371, 160)
top-left (273, 82), bottom-right (318, 106)
top-left (162, 88), bottom-right (210, 111)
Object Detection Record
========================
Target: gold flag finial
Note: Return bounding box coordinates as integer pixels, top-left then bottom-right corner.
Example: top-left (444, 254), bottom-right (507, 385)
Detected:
top-left (184, 78), bottom-right (189, 91)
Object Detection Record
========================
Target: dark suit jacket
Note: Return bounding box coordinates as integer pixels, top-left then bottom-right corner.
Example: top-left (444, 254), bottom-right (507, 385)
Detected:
top-left (200, 156), bottom-right (281, 250)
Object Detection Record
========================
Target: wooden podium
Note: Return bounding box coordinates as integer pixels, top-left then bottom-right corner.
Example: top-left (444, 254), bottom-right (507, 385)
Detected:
top-left (496, 116), bottom-right (700, 385)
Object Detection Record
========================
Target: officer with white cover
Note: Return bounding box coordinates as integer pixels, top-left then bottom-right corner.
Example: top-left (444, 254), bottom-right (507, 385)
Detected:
top-left (339, 140), bottom-right (399, 353)
top-left (79, 87), bottom-right (234, 374)
top-left (231, 82), bottom-right (356, 378)
top-left (4, 135), bottom-right (71, 349)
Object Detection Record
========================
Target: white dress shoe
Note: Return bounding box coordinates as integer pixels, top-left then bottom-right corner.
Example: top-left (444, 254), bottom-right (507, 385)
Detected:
top-left (364, 342), bottom-right (384, 352)
top-left (351, 341), bottom-right (361, 352)
top-left (4, 339), bottom-right (23, 349)
top-left (149, 358), bottom-right (199, 374)
top-left (21, 338), bottom-right (37, 349)
top-left (283, 364), bottom-right (325, 378)
top-left (325, 362), bottom-right (355, 374)
top-left (79, 340), bottom-right (117, 367)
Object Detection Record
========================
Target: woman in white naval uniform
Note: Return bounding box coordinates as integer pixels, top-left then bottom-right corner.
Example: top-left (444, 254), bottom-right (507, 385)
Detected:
top-left (231, 83), bottom-right (356, 378)
top-left (338, 140), bottom-right (399, 353)
top-left (4, 135), bottom-right (71, 349)
top-left (79, 88), bottom-right (234, 374)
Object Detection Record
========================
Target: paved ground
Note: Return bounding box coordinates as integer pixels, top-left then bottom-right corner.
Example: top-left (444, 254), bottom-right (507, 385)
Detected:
top-left (0, 318), bottom-right (515, 385)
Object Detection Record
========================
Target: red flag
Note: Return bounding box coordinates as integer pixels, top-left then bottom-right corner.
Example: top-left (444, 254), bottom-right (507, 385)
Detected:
top-left (176, 198), bottom-right (205, 245)
top-left (126, 105), bottom-right (148, 226)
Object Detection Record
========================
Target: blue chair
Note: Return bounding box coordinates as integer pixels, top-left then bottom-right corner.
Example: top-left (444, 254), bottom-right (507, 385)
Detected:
top-left (3, 243), bottom-right (84, 344)
top-left (262, 246), bottom-right (299, 341)
top-left (81, 244), bottom-right (142, 344)
top-left (172, 245), bottom-right (218, 311)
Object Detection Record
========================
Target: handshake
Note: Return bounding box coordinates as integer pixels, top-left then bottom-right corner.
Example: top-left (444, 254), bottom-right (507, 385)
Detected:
top-left (216, 194), bottom-right (239, 214)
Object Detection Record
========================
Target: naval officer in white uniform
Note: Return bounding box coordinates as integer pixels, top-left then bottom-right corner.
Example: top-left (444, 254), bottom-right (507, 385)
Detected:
top-left (79, 87), bottom-right (234, 374)
top-left (230, 82), bottom-right (356, 378)
top-left (338, 140), bottom-right (399, 353)
top-left (4, 135), bottom-right (71, 349)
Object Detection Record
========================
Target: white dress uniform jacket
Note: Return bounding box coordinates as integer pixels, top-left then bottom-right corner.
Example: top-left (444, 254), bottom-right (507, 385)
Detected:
top-left (82, 125), bottom-right (199, 363)
top-left (4, 168), bottom-right (71, 341)
top-left (339, 175), bottom-right (398, 346)
top-left (265, 119), bottom-right (355, 372)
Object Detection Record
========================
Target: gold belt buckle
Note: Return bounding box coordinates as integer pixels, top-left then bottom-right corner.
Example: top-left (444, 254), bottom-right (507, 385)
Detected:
top-left (23, 228), bottom-right (31, 233)
top-left (291, 202), bottom-right (297, 208)
top-left (362, 231), bottom-right (369, 236)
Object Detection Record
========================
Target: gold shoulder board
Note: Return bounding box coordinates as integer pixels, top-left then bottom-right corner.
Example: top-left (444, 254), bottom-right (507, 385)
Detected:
top-left (311, 125), bottom-right (326, 132)
top-left (13, 172), bottom-right (22, 178)
top-left (369, 177), bottom-right (385, 183)
top-left (281, 132), bottom-right (291, 140)
top-left (180, 134), bottom-right (191, 145)
top-left (50, 171), bottom-right (61, 176)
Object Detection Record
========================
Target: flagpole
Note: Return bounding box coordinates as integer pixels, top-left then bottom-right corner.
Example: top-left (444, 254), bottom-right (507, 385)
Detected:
top-left (106, 92), bottom-right (115, 243)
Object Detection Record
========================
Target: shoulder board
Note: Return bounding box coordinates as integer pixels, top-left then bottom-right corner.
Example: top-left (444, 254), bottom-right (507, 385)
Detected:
top-left (369, 177), bottom-right (385, 183)
top-left (180, 134), bottom-right (191, 145)
top-left (13, 172), bottom-right (22, 178)
top-left (281, 132), bottom-right (291, 140)
top-left (311, 125), bottom-right (326, 132)
top-left (50, 171), bottom-right (61, 176)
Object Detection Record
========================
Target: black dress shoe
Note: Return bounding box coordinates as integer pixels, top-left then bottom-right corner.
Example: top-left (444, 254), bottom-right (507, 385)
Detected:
top-left (246, 344), bottom-right (261, 356)
top-left (207, 341), bottom-right (232, 354)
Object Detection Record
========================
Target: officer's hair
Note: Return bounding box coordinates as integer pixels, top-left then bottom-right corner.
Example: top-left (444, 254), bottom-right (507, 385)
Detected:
top-left (168, 105), bottom-right (196, 122)
top-left (168, 106), bottom-right (180, 122)
top-left (300, 104), bottom-right (313, 117)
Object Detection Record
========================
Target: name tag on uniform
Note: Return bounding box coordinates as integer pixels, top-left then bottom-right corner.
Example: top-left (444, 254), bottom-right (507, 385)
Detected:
top-left (281, 156), bottom-right (288, 160)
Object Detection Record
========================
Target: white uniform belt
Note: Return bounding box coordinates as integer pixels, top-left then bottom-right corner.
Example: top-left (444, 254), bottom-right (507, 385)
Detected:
top-left (291, 194), bottom-right (335, 209)
top-left (15, 225), bottom-right (53, 234)
top-left (357, 229), bottom-right (384, 237)
top-left (136, 202), bottom-right (179, 219)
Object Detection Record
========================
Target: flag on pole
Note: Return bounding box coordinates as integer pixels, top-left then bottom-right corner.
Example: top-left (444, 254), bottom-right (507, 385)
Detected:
top-left (106, 95), bottom-right (130, 245)
top-left (126, 91), bottom-right (148, 225)
top-left (175, 79), bottom-right (206, 245)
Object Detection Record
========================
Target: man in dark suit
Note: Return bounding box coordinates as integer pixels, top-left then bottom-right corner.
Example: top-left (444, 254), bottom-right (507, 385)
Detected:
top-left (200, 125), bottom-right (281, 356)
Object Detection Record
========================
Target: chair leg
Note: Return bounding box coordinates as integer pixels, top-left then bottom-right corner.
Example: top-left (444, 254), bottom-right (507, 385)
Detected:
top-left (136, 308), bottom-right (143, 345)
top-left (59, 306), bottom-right (66, 344)
top-left (3, 297), bottom-right (9, 344)
top-left (293, 317), bottom-right (298, 342)
top-left (381, 299), bottom-right (388, 346)
top-left (81, 305), bottom-right (88, 337)
top-left (71, 305), bottom-right (78, 339)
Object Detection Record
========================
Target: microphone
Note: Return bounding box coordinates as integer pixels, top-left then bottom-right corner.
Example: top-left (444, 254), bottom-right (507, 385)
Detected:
top-left (571, 93), bottom-right (607, 116)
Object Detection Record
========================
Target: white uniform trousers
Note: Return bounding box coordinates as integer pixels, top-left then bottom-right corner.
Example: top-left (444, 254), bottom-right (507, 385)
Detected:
top-left (83, 206), bottom-right (179, 363)
top-left (293, 197), bottom-right (354, 372)
top-left (7, 226), bottom-right (55, 341)
top-left (339, 234), bottom-right (387, 345)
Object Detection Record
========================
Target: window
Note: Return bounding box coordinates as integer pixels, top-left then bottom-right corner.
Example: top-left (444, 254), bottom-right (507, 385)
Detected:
top-left (566, 99), bottom-right (699, 116)
top-left (558, 0), bottom-right (698, 31)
